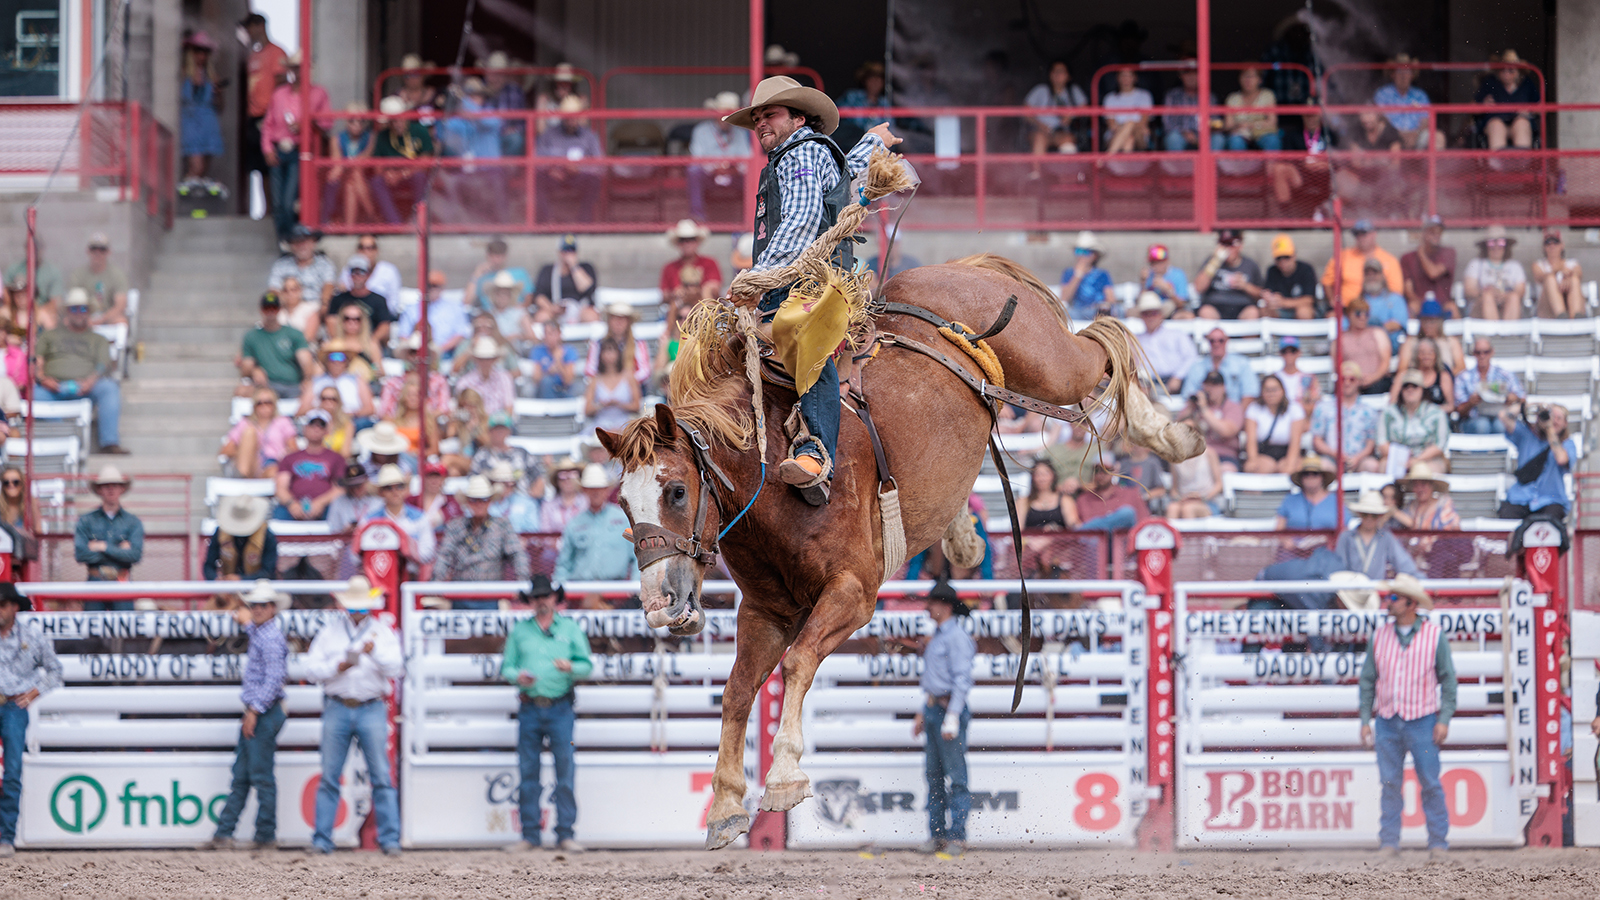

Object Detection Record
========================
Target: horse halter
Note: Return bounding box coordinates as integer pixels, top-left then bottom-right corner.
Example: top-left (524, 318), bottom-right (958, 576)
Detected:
top-left (629, 421), bottom-right (734, 570)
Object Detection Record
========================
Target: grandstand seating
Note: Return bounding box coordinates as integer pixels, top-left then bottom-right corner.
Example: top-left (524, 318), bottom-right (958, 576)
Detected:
top-left (7, 436), bottom-right (80, 475)
top-left (18, 399), bottom-right (93, 456)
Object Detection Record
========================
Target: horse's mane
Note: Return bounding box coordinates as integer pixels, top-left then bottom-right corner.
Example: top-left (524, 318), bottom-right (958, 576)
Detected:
top-left (610, 310), bottom-right (754, 470)
top-left (947, 253), bottom-right (1074, 335)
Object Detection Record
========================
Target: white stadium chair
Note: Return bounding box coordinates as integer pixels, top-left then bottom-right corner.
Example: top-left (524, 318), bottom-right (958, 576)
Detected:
top-left (5, 435), bottom-right (80, 474)
top-left (204, 476), bottom-right (276, 513)
top-left (511, 397), bottom-right (585, 437)
top-left (1534, 316), bottom-right (1600, 358)
top-left (1221, 472), bottom-right (1291, 519)
top-left (1462, 318), bottom-right (1535, 357)
top-left (19, 398), bottom-right (92, 452)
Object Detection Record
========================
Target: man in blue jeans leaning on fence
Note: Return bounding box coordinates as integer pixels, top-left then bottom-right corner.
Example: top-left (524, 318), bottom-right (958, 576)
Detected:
top-left (0, 582), bottom-right (62, 857)
top-left (502, 575), bottom-right (593, 853)
top-left (210, 580), bottom-right (289, 850)
top-left (1358, 574), bottom-right (1457, 860)
top-left (305, 576), bottom-right (405, 855)
top-left (913, 579), bottom-right (975, 857)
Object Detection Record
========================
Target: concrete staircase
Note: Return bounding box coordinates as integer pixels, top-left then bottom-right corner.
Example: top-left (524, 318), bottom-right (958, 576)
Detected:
top-left (113, 216), bottom-right (279, 520)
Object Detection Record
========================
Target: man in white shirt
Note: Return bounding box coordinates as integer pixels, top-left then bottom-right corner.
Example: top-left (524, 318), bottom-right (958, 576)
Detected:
top-left (305, 576), bottom-right (405, 855)
top-left (1132, 292), bottom-right (1196, 394)
top-left (338, 235), bottom-right (404, 317)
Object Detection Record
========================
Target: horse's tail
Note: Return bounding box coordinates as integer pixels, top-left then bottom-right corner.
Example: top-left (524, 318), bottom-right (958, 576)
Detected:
top-left (1077, 316), bottom-right (1205, 465)
top-left (947, 253), bottom-right (1072, 335)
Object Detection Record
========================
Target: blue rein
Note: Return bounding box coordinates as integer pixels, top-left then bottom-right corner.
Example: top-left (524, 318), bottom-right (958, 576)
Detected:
top-left (716, 461), bottom-right (765, 541)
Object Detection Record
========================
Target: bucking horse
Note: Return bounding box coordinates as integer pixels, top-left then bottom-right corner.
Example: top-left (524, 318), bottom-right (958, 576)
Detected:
top-left (594, 253), bottom-right (1204, 849)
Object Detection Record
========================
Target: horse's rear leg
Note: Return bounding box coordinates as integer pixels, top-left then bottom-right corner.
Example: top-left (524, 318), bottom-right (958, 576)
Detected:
top-left (761, 574), bottom-right (876, 812)
top-left (706, 611), bottom-right (787, 850)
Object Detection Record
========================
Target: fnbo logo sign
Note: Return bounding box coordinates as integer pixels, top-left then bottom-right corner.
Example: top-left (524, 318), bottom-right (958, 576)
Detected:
top-left (50, 775), bottom-right (229, 833)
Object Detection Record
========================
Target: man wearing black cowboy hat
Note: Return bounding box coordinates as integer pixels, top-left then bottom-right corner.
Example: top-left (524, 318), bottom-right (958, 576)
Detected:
top-left (0, 583), bottom-right (61, 857)
top-left (725, 77), bottom-right (902, 504)
top-left (501, 575), bottom-right (592, 852)
top-left (912, 579), bottom-right (975, 856)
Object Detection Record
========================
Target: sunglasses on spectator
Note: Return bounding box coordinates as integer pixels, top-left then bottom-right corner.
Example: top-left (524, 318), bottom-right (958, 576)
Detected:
top-left (357, 243), bottom-right (378, 250)
top-left (327, 352), bottom-right (348, 362)
top-left (320, 394), bottom-right (340, 402)
top-left (1207, 337), bottom-right (1226, 344)
top-left (1073, 248), bottom-right (1094, 256)
top-left (343, 314), bottom-right (364, 321)
top-left (1341, 376), bottom-right (1360, 383)
top-left (1544, 235), bottom-right (1562, 245)
top-left (1486, 239), bottom-right (1508, 247)
top-left (1474, 348), bottom-right (1493, 355)
top-left (1, 479), bottom-right (20, 487)
top-left (255, 400), bottom-right (275, 407)
top-left (380, 483), bottom-right (406, 491)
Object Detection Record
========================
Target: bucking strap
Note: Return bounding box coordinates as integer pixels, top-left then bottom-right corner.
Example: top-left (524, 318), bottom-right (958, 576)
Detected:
top-left (881, 295), bottom-right (1019, 343)
top-left (879, 333), bottom-right (1089, 426)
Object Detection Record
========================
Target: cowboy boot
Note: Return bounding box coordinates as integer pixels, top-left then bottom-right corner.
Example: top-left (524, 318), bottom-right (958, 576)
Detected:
top-left (778, 440), bottom-right (831, 506)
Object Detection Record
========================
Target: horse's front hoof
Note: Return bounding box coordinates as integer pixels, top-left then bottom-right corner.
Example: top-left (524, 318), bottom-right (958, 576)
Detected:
top-left (705, 813), bottom-right (750, 850)
top-left (759, 780), bottom-right (813, 812)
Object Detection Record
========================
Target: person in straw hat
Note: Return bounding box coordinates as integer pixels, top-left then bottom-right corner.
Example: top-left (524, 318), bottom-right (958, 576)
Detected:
top-left (0, 582), bottom-right (61, 857)
top-left (1358, 572), bottom-right (1457, 859)
top-left (305, 576), bottom-right (404, 855)
top-left (535, 95), bottom-right (603, 221)
top-left (208, 580), bottom-right (290, 851)
top-left (585, 301), bottom-right (651, 386)
top-left (1462, 224), bottom-right (1526, 320)
top-left (553, 464), bottom-right (634, 586)
top-left (723, 75), bottom-right (901, 502)
top-left (688, 91), bottom-right (750, 221)
top-left (661, 219), bottom-right (722, 307)
top-left (1274, 454), bottom-right (1339, 530)
top-left (1335, 490), bottom-right (1422, 581)
top-left (1475, 49), bottom-right (1537, 150)
top-left (1391, 461), bottom-right (1459, 531)
top-left (455, 335), bottom-right (516, 418)
top-left (74, 466), bottom-right (143, 597)
top-left (361, 464), bottom-right (436, 574)
top-left (204, 496), bottom-right (278, 581)
top-left (1132, 290), bottom-right (1195, 393)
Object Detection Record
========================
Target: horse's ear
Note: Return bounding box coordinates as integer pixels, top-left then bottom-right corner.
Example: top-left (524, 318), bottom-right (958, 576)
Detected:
top-left (653, 403), bottom-right (677, 442)
top-left (594, 428), bottom-right (622, 456)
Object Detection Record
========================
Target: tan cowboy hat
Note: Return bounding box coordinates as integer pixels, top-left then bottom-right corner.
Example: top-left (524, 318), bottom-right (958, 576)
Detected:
top-left (557, 93), bottom-right (586, 114)
top-left (470, 335), bottom-right (501, 360)
top-left (1329, 570), bottom-right (1381, 611)
top-left (1075, 230), bottom-right (1106, 255)
top-left (1289, 454), bottom-right (1334, 489)
top-left (1133, 291), bottom-right (1168, 315)
top-left (1399, 461), bottom-right (1449, 492)
top-left (359, 422), bottom-right (411, 456)
top-left (378, 95), bottom-right (408, 117)
top-left (461, 475), bottom-right (494, 500)
top-left (552, 62), bottom-right (577, 83)
top-left (667, 218), bottom-right (710, 242)
top-left (239, 578), bottom-right (291, 610)
top-left (579, 463), bottom-right (614, 489)
top-left (486, 461), bottom-right (518, 484)
top-left (335, 575), bottom-right (386, 611)
top-left (1477, 224), bottom-right (1516, 249)
top-left (1382, 573), bottom-right (1433, 609)
top-left (605, 303), bottom-right (636, 320)
top-left (484, 51), bottom-right (510, 71)
top-left (1347, 489), bottom-right (1391, 516)
top-left (707, 91), bottom-right (741, 112)
top-left (490, 270), bottom-right (519, 291)
top-left (90, 465), bottom-right (131, 488)
top-left (373, 463), bottom-right (409, 489)
top-left (550, 457), bottom-right (585, 474)
top-left (217, 495), bottom-right (271, 538)
top-left (724, 76), bottom-right (839, 136)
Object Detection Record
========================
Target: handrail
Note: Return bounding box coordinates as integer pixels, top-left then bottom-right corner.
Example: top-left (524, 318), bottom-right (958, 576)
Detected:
top-left (597, 65), bottom-right (822, 109)
top-left (1088, 60), bottom-right (1319, 106)
top-left (370, 64), bottom-right (598, 110)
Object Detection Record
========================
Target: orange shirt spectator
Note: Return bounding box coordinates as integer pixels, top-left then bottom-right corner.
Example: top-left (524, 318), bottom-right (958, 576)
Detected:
top-left (1321, 221), bottom-right (1402, 305)
top-left (245, 29), bottom-right (288, 119)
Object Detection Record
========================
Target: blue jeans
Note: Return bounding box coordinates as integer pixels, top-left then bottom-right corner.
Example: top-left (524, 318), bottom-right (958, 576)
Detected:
top-left (922, 702), bottom-right (971, 842)
top-left (1375, 713), bottom-right (1448, 849)
top-left (1162, 131), bottom-right (1227, 151)
top-left (0, 702), bottom-right (25, 844)
top-left (535, 374), bottom-right (584, 400)
top-left (517, 698), bottom-right (577, 843)
top-left (270, 155), bottom-right (299, 242)
top-left (1459, 415), bottom-right (1500, 435)
top-left (35, 379), bottom-right (120, 447)
top-left (214, 701), bottom-right (286, 843)
top-left (314, 698), bottom-right (400, 852)
top-left (1079, 505), bottom-right (1139, 533)
top-left (1225, 131), bottom-right (1283, 151)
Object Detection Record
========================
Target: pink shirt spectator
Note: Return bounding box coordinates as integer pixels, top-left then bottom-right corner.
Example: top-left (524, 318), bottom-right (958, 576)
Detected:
top-left (454, 367), bottom-right (515, 416)
top-left (261, 81), bottom-right (331, 157)
top-left (4, 345), bottom-right (24, 386)
top-left (227, 416), bottom-right (299, 467)
top-left (377, 371), bottom-right (451, 419)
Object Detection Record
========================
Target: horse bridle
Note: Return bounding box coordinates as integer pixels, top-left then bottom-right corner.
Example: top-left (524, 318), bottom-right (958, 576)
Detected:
top-left (629, 421), bottom-right (734, 571)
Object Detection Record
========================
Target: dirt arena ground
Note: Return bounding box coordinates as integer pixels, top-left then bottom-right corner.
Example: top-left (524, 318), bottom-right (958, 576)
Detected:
top-left (1, 847), bottom-right (1596, 900)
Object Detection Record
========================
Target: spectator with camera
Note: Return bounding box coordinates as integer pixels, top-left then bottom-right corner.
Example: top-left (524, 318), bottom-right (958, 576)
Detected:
top-left (1498, 401), bottom-right (1575, 522)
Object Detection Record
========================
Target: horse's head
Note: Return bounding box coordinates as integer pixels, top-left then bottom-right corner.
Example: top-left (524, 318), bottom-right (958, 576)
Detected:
top-left (596, 404), bottom-right (725, 636)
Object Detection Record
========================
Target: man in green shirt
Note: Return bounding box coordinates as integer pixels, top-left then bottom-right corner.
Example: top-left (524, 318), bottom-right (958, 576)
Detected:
top-left (238, 292), bottom-right (314, 398)
top-left (67, 232), bottom-right (130, 325)
top-left (370, 95), bottom-right (435, 224)
top-left (501, 575), bottom-right (593, 853)
top-left (34, 294), bottom-right (126, 453)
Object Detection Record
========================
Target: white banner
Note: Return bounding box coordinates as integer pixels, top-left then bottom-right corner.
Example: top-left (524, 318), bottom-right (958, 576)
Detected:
top-left (20, 752), bottom-right (368, 848)
top-left (1178, 754), bottom-right (1534, 847)
top-left (400, 752), bottom-right (731, 848)
top-left (786, 753), bottom-right (1140, 849)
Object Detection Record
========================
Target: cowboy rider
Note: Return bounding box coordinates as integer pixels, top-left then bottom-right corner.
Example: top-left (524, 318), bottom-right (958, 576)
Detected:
top-left (725, 76), bottom-right (902, 504)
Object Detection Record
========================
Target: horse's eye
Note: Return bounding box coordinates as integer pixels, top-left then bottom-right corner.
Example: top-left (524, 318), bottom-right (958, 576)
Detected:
top-left (671, 486), bottom-right (687, 503)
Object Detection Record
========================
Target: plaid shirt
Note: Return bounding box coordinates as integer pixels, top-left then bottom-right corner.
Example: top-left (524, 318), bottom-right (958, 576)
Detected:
top-left (240, 618), bottom-right (288, 713)
top-left (436, 515), bottom-right (531, 582)
top-left (0, 619), bottom-right (61, 697)
top-left (751, 127), bottom-right (885, 274)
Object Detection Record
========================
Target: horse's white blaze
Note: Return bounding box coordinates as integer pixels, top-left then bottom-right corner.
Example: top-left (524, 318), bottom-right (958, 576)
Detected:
top-left (621, 465), bottom-right (672, 615)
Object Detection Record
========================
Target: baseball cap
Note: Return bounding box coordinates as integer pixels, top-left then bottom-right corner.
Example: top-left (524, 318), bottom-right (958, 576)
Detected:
top-left (1202, 370), bottom-right (1226, 385)
top-left (288, 223), bottom-right (321, 242)
top-left (1270, 234), bottom-right (1295, 258)
top-left (300, 408), bottom-right (332, 426)
top-left (1217, 228), bottom-right (1243, 245)
top-left (487, 412), bottom-right (515, 430)
top-left (1279, 336), bottom-right (1300, 352)
top-left (427, 269), bottom-right (447, 287)
top-left (559, 234), bottom-right (578, 252)
top-left (87, 233), bottom-right (110, 250)
top-left (1363, 257), bottom-right (1385, 272)
top-left (260, 291), bottom-right (281, 309)
top-left (339, 461), bottom-right (369, 486)
top-left (1422, 214), bottom-right (1444, 229)
top-left (1147, 244), bottom-right (1169, 262)
top-left (346, 254), bottom-right (372, 273)
top-left (421, 460), bottom-right (449, 477)
top-left (1419, 298), bottom-right (1448, 319)
top-left (1351, 219), bottom-right (1375, 234)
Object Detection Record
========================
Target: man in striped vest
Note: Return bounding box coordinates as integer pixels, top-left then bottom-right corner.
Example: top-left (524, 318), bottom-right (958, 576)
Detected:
top-left (1358, 574), bottom-right (1457, 859)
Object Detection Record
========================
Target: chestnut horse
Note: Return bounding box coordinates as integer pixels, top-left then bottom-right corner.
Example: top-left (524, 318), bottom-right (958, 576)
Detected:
top-left (595, 255), bottom-right (1200, 849)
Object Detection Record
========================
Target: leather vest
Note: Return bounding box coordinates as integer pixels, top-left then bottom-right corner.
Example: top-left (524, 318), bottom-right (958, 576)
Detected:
top-left (751, 132), bottom-right (854, 278)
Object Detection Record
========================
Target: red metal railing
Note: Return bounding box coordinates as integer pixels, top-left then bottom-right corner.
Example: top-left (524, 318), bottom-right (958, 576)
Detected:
top-left (0, 100), bottom-right (173, 228)
top-left (302, 101), bottom-right (1600, 234)
top-left (597, 65), bottom-right (823, 109)
top-left (370, 65), bottom-right (599, 110)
